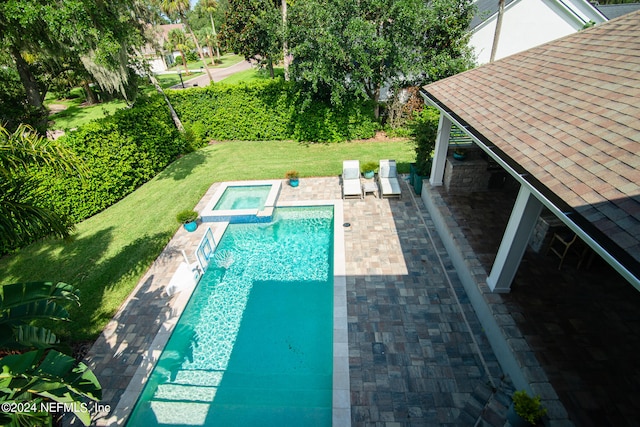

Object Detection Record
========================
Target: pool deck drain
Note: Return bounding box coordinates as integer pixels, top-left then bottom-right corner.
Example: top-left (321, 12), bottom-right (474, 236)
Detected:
top-left (77, 177), bottom-right (524, 427)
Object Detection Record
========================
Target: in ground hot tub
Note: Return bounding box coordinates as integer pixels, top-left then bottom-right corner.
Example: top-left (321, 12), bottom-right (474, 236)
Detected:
top-left (201, 180), bottom-right (281, 223)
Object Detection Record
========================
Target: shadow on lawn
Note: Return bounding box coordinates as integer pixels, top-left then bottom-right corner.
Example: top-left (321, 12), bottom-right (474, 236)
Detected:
top-left (156, 149), bottom-right (209, 181)
top-left (2, 226), bottom-right (173, 342)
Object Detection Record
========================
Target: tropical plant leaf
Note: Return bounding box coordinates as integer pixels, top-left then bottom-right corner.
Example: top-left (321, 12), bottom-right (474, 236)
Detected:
top-left (9, 325), bottom-right (59, 349)
top-left (0, 282), bottom-right (80, 312)
top-left (0, 350), bottom-right (101, 427)
top-left (32, 350), bottom-right (102, 401)
top-left (0, 404), bottom-right (51, 427)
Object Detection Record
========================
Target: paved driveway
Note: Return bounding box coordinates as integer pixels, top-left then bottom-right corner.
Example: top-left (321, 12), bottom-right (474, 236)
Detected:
top-left (170, 60), bottom-right (253, 88)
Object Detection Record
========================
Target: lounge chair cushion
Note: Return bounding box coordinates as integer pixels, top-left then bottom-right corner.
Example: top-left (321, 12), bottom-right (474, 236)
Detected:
top-left (379, 164), bottom-right (397, 178)
top-left (343, 179), bottom-right (362, 197)
top-left (343, 167), bottom-right (360, 180)
top-left (379, 177), bottom-right (401, 196)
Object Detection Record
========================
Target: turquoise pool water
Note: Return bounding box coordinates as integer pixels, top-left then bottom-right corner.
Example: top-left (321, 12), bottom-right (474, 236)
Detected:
top-left (127, 206), bottom-right (334, 426)
top-left (213, 185), bottom-right (271, 211)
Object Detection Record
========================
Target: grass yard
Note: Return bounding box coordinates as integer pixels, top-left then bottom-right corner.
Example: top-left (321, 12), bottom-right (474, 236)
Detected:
top-left (0, 140), bottom-right (415, 342)
top-left (167, 53), bottom-right (244, 71)
top-left (221, 67), bottom-right (285, 84)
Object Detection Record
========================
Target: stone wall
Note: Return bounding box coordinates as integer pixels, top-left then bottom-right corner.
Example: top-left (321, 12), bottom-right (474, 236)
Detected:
top-left (529, 211), bottom-right (565, 253)
top-left (444, 156), bottom-right (492, 193)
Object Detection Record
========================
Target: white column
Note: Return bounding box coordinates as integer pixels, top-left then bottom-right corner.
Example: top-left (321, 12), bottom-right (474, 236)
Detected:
top-left (429, 114), bottom-right (452, 186)
top-left (487, 185), bottom-right (543, 293)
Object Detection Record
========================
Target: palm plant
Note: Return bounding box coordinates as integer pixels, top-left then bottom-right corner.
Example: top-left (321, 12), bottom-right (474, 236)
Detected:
top-left (0, 124), bottom-right (100, 426)
top-left (0, 282), bottom-right (101, 426)
top-left (167, 28), bottom-right (193, 75)
top-left (0, 124), bottom-right (79, 252)
top-left (198, 28), bottom-right (218, 65)
top-left (200, 0), bottom-right (221, 59)
top-left (158, 0), bottom-right (214, 82)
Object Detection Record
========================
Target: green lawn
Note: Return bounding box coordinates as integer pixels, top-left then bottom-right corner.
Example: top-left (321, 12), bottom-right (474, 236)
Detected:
top-left (0, 140), bottom-right (415, 342)
top-left (167, 53), bottom-right (244, 71)
top-left (220, 67), bottom-right (285, 85)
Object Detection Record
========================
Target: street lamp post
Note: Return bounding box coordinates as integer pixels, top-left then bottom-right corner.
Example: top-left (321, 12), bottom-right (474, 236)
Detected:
top-left (178, 70), bottom-right (185, 88)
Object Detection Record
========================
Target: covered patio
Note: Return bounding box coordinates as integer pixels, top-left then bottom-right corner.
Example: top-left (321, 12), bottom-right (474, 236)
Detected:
top-left (419, 10), bottom-right (640, 426)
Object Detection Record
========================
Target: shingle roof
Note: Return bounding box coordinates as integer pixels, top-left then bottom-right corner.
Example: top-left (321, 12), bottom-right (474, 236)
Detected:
top-left (422, 12), bottom-right (640, 280)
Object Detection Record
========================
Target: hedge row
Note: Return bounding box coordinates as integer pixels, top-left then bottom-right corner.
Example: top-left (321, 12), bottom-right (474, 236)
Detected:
top-left (168, 80), bottom-right (379, 143)
top-left (36, 95), bottom-right (192, 223)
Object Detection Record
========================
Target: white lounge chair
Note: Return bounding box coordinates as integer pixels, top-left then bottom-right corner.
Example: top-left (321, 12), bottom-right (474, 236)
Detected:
top-left (342, 160), bottom-right (363, 199)
top-left (378, 159), bottom-right (401, 198)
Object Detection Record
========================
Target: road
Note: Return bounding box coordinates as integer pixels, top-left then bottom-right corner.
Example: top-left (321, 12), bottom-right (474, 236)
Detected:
top-left (170, 60), bottom-right (253, 89)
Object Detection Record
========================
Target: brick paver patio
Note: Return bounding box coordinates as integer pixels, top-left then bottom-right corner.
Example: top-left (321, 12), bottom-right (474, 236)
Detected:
top-left (77, 176), bottom-right (514, 427)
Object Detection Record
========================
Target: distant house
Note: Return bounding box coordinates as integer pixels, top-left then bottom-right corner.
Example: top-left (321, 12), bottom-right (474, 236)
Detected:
top-left (140, 23), bottom-right (184, 73)
top-left (469, 0), bottom-right (607, 64)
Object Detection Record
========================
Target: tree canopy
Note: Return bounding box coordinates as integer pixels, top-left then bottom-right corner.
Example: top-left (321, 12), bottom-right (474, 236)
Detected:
top-left (220, 0), bottom-right (282, 77)
top-left (0, 0), bottom-right (150, 131)
top-left (288, 0), bottom-right (475, 117)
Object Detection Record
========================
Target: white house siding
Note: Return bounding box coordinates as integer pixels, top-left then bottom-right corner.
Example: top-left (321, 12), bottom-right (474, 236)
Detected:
top-left (470, 0), bottom-right (605, 65)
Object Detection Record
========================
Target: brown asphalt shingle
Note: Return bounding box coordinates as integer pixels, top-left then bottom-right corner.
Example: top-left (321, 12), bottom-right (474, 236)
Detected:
top-left (423, 11), bottom-right (640, 278)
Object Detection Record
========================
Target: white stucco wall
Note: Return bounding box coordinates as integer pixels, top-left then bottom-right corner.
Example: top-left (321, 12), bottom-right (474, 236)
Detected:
top-left (471, 0), bottom-right (605, 65)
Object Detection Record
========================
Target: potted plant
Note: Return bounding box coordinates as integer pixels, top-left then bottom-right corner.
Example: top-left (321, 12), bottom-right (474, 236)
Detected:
top-left (285, 170), bottom-right (300, 187)
top-left (176, 209), bottom-right (198, 232)
top-left (453, 145), bottom-right (467, 161)
top-left (507, 390), bottom-right (547, 427)
top-left (361, 161), bottom-right (378, 179)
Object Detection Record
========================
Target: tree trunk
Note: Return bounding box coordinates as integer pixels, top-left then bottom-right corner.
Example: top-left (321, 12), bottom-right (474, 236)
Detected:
top-left (11, 45), bottom-right (45, 114)
top-left (268, 58), bottom-right (274, 79)
top-left (82, 81), bottom-right (99, 105)
top-left (186, 26), bottom-right (213, 83)
top-left (210, 14), bottom-right (221, 60)
top-left (207, 41), bottom-right (216, 64)
top-left (148, 74), bottom-right (184, 132)
top-left (490, 0), bottom-right (505, 63)
top-left (179, 49), bottom-right (190, 75)
top-left (11, 45), bottom-right (47, 132)
top-left (282, 0), bottom-right (289, 81)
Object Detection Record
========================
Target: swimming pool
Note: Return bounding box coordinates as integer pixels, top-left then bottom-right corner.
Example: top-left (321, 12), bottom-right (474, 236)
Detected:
top-left (126, 206), bottom-right (334, 426)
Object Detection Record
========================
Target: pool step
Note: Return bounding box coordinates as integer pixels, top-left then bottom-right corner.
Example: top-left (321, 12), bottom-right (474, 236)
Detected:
top-left (151, 371), bottom-right (331, 408)
top-left (154, 383), bottom-right (218, 402)
top-left (145, 400), bottom-right (330, 426)
top-left (173, 369), bottom-right (224, 387)
top-left (166, 369), bottom-right (331, 390)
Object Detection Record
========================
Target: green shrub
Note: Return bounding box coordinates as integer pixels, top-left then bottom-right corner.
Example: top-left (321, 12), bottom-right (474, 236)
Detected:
top-left (411, 107), bottom-right (440, 176)
top-left (168, 80), bottom-right (378, 142)
top-left (35, 94), bottom-right (192, 223)
top-left (185, 50), bottom-right (199, 62)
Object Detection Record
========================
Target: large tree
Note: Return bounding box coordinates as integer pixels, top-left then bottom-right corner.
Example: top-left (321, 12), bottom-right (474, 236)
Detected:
top-left (288, 0), bottom-right (475, 118)
top-left (0, 0), bottom-right (150, 131)
top-left (220, 0), bottom-right (282, 78)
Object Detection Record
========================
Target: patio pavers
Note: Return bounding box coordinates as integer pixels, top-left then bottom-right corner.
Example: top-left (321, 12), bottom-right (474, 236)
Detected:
top-left (77, 176), bottom-right (512, 427)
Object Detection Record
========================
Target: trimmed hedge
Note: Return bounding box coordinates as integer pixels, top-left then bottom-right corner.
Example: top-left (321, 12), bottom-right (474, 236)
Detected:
top-left (36, 95), bottom-right (191, 223)
top-left (168, 79), bottom-right (379, 143)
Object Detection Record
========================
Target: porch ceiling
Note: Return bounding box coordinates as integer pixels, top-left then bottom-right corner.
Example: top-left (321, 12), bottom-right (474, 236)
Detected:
top-left (421, 12), bottom-right (640, 282)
